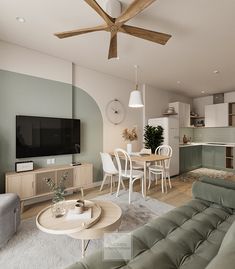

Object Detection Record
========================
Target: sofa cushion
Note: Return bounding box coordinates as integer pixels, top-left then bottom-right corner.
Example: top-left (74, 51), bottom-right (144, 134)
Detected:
top-left (205, 220), bottom-right (235, 269)
top-left (66, 199), bottom-right (235, 269)
top-left (192, 180), bottom-right (235, 209)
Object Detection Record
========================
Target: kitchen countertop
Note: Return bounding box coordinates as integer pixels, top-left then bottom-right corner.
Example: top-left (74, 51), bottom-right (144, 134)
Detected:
top-left (179, 142), bottom-right (235, 148)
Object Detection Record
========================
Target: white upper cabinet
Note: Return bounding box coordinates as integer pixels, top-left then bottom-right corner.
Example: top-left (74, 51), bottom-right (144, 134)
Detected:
top-left (169, 102), bottom-right (190, 127)
top-left (193, 96), bottom-right (213, 117)
top-left (205, 103), bottom-right (229, 127)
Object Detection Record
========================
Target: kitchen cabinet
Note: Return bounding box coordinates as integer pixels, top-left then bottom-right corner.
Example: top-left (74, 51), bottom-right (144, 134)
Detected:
top-left (169, 102), bottom-right (190, 127)
top-left (202, 146), bottom-right (226, 169)
top-left (205, 103), bottom-right (229, 127)
top-left (180, 145), bottom-right (230, 173)
top-left (180, 146), bottom-right (202, 173)
top-left (193, 96), bottom-right (213, 117)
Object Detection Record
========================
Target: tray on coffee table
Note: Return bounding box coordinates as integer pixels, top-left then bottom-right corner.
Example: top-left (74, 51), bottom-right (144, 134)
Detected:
top-left (36, 200), bottom-right (102, 235)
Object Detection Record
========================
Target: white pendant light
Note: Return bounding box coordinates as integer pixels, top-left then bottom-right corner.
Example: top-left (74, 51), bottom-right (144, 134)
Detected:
top-left (128, 65), bottom-right (144, 108)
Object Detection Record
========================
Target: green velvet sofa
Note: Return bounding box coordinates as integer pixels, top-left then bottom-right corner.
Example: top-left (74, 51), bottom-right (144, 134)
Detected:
top-left (66, 177), bottom-right (235, 269)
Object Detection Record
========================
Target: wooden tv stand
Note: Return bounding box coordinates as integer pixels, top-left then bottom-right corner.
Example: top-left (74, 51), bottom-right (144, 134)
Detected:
top-left (5, 163), bottom-right (93, 211)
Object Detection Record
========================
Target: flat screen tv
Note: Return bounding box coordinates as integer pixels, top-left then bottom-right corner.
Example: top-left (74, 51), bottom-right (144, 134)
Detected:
top-left (16, 115), bottom-right (80, 158)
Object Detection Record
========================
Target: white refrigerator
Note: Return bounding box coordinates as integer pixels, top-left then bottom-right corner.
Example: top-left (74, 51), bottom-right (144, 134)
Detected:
top-left (148, 117), bottom-right (179, 176)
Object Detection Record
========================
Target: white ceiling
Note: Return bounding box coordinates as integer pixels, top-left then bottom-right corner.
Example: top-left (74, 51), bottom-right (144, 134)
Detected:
top-left (0, 0), bottom-right (235, 97)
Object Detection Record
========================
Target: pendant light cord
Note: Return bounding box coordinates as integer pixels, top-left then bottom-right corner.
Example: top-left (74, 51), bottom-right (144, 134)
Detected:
top-left (134, 65), bottom-right (139, 90)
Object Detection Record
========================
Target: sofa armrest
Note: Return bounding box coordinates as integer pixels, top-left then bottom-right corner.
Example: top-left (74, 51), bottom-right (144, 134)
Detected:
top-left (200, 176), bottom-right (235, 190)
top-left (192, 180), bottom-right (235, 209)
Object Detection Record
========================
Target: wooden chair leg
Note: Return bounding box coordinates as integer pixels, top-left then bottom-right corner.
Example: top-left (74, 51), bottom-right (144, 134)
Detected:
top-left (141, 178), bottom-right (145, 198)
top-left (148, 170), bottom-right (151, 190)
top-left (116, 175), bottom-right (122, 197)
top-left (161, 172), bottom-right (164, 193)
top-left (129, 179), bottom-right (132, 204)
top-left (164, 175), bottom-right (168, 193)
top-left (110, 175), bottom-right (113, 194)
top-left (121, 179), bottom-right (126, 190)
top-left (168, 172), bottom-right (172, 189)
top-left (100, 174), bottom-right (108, 191)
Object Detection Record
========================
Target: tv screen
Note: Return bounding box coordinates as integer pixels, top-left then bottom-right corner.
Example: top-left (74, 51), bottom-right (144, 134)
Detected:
top-left (16, 115), bottom-right (80, 158)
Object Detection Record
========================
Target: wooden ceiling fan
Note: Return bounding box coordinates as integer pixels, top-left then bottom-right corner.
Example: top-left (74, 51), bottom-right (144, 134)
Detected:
top-left (54, 0), bottom-right (172, 59)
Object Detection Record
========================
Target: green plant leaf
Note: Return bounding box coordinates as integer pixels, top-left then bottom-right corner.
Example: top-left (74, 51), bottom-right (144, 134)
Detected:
top-left (143, 125), bottom-right (164, 153)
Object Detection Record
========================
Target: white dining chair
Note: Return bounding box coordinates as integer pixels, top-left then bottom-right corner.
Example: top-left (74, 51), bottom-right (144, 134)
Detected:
top-left (148, 145), bottom-right (172, 193)
top-left (132, 148), bottom-right (152, 170)
top-left (114, 148), bottom-right (144, 204)
top-left (100, 152), bottom-right (125, 194)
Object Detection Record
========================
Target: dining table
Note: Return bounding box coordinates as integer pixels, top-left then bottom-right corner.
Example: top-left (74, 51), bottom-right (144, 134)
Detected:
top-left (111, 152), bottom-right (170, 198)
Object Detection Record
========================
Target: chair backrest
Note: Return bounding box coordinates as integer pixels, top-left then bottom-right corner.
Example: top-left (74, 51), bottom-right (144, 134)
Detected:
top-left (100, 152), bottom-right (118, 174)
top-left (155, 145), bottom-right (172, 169)
top-left (114, 148), bottom-right (133, 177)
top-left (140, 148), bottom-right (151, 154)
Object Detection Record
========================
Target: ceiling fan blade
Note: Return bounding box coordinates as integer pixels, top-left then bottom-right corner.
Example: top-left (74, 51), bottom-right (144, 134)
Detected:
top-left (84, 0), bottom-right (114, 25)
top-left (120, 25), bottom-right (171, 45)
top-left (54, 24), bottom-right (108, 39)
top-left (108, 34), bottom-right (117, 59)
top-left (116, 0), bottom-right (156, 26)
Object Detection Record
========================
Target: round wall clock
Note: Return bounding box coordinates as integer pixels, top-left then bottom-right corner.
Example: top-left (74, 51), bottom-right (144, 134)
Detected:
top-left (105, 99), bottom-right (125, 125)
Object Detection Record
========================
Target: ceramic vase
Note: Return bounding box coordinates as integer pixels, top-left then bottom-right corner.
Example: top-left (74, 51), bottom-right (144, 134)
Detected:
top-left (127, 143), bottom-right (132, 154)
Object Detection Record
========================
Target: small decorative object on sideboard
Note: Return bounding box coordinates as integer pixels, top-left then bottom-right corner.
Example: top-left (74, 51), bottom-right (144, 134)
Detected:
top-left (44, 172), bottom-right (68, 218)
top-left (122, 127), bottom-right (138, 154)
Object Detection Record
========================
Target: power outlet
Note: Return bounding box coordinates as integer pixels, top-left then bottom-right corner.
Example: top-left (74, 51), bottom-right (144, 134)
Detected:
top-left (47, 158), bottom-right (56, 165)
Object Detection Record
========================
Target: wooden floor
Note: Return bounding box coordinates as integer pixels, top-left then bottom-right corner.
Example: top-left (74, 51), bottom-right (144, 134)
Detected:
top-left (22, 177), bottom-right (194, 220)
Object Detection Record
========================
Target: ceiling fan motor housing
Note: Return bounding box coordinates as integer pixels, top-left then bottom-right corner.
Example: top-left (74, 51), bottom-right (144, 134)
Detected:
top-left (105, 0), bottom-right (122, 18)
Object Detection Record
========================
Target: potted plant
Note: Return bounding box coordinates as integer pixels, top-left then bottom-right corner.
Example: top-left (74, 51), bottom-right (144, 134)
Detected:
top-left (144, 125), bottom-right (164, 153)
top-left (45, 172), bottom-right (68, 218)
top-left (122, 127), bottom-right (138, 153)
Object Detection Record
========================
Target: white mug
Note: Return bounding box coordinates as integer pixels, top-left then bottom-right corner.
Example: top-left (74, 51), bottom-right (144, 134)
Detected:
top-left (74, 203), bottom-right (83, 214)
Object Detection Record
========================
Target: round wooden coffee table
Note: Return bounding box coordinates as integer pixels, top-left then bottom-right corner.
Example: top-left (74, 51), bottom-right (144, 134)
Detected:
top-left (36, 200), bottom-right (122, 257)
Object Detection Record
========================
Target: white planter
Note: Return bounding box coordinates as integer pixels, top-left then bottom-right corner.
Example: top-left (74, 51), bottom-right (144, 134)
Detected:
top-left (127, 143), bottom-right (132, 154)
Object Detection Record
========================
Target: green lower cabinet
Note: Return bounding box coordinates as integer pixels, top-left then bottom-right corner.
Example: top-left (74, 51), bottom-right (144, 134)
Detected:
top-left (214, 147), bottom-right (226, 169)
top-left (180, 145), bottom-right (227, 173)
top-left (202, 146), bottom-right (226, 170)
top-left (202, 146), bottom-right (215, 168)
top-left (180, 146), bottom-right (202, 173)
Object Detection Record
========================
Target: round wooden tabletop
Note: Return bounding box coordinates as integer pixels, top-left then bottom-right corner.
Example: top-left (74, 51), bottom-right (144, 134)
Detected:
top-left (36, 199), bottom-right (122, 240)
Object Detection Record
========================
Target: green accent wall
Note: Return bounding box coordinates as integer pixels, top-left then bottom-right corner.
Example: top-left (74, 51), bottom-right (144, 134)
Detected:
top-left (0, 70), bottom-right (103, 193)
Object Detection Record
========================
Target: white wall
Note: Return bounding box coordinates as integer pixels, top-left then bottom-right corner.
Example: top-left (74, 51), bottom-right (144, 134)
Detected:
top-left (0, 40), bottom-right (193, 154)
top-left (144, 85), bottom-right (192, 123)
top-left (73, 65), bottom-right (143, 152)
top-left (0, 41), bottom-right (72, 84)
